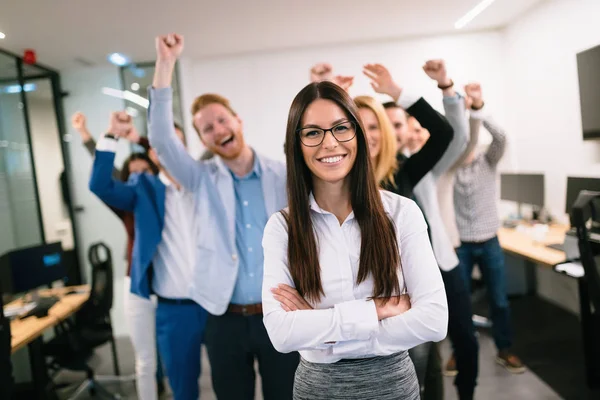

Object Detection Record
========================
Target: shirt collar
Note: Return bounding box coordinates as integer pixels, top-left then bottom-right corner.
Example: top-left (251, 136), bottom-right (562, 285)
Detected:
top-left (213, 148), bottom-right (263, 180)
top-left (308, 190), bottom-right (392, 217)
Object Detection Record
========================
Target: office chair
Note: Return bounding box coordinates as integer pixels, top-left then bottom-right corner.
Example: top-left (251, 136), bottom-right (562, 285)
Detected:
top-left (571, 190), bottom-right (600, 391)
top-left (0, 285), bottom-right (14, 400)
top-left (45, 242), bottom-right (131, 399)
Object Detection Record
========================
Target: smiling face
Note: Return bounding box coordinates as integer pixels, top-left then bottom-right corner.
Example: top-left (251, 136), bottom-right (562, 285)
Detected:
top-left (299, 98), bottom-right (358, 186)
top-left (385, 106), bottom-right (410, 152)
top-left (358, 107), bottom-right (381, 161)
top-left (192, 102), bottom-right (246, 160)
top-left (407, 116), bottom-right (430, 153)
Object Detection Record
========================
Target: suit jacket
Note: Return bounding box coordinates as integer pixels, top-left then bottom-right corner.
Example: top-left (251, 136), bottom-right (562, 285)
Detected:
top-left (89, 148), bottom-right (165, 299)
top-left (148, 87), bottom-right (287, 315)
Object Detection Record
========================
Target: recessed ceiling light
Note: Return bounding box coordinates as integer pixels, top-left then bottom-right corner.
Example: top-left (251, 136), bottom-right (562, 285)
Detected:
top-left (0, 32), bottom-right (5, 39)
top-left (455, 0), bottom-right (496, 30)
top-left (2, 83), bottom-right (36, 94)
top-left (131, 82), bottom-right (140, 91)
top-left (107, 52), bottom-right (130, 67)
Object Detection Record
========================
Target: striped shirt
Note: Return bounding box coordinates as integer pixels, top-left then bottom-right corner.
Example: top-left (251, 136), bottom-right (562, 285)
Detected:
top-left (454, 118), bottom-right (507, 242)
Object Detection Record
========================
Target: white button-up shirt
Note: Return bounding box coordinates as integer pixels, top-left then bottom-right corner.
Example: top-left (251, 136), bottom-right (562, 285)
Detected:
top-left (151, 173), bottom-right (197, 299)
top-left (262, 190), bottom-right (448, 364)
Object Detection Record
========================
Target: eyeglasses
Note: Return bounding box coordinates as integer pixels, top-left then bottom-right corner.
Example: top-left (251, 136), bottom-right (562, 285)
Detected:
top-left (297, 121), bottom-right (357, 147)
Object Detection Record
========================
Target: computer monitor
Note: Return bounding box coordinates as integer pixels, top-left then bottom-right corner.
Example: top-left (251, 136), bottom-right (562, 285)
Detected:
top-left (501, 173), bottom-right (545, 208)
top-left (0, 243), bottom-right (67, 295)
top-left (566, 177), bottom-right (600, 214)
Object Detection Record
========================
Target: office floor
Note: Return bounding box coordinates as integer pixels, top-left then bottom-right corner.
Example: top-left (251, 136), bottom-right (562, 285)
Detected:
top-left (54, 332), bottom-right (561, 400)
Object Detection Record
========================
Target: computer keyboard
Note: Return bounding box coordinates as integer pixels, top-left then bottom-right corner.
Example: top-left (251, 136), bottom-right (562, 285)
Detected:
top-left (20, 296), bottom-right (60, 319)
top-left (546, 243), bottom-right (565, 252)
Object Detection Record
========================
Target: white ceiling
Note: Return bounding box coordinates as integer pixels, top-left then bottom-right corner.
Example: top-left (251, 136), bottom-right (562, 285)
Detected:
top-left (0, 0), bottom-right (545, 70)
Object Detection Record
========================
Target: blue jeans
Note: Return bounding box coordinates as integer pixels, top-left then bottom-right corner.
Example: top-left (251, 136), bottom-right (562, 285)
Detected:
top-left (457, 236), bottom-right (513, 351)
top-left (156, 299), bottom-right (208, 400)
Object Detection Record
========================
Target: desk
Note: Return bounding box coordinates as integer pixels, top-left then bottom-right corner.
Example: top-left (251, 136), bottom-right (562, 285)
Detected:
top-left (498, 224), bottom-right (568, 267)
top-left (6, 285), bottom-right (90, 399)
top-left (500, 224), bottom-right (600, 391)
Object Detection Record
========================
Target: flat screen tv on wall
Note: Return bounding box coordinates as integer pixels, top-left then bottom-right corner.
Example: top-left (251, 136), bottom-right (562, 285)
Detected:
top-left (577, 44), bottom-right (600, 140)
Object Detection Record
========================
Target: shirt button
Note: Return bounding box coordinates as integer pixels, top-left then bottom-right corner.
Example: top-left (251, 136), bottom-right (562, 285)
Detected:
top-left (248, 247), bottom-right (253, 252)
top-left (249, 273), bottom-right (254, 278)
top-left (243, 201), bottom-right (249, 207)
top-left (246, 224), bottom-right (251, 229)
top-left (232, 254), bottom-right (238, 261)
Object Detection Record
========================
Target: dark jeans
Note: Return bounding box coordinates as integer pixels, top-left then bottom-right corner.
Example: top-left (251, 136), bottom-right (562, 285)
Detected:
top-left (441, 267), bottom-right (479, 400)
top-left (204, 313), bottom-right (299, 400)
top-left (457, 236), bottom-right (513, 351)
top-left (409, 342), bottom-right (443, 400)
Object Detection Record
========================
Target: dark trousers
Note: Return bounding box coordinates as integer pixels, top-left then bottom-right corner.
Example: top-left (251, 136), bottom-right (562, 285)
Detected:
top-left (204, 312), bottom-right (299, 400)
top-left (457, 236), bottom-right (513, 351)
top-left (409, 342), bottom-right (443, 400)
top-left (441, 266), bottom-right (479, 400)
top-left (156, 299), bottom-right (208, 400)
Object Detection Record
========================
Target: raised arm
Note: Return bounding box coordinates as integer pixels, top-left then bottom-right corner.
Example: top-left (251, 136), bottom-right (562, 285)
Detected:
top-left (262, 213), bottom-right (381, 354)
top-left (362, 63), bottom-right (454, 188)
top-left (422, 60), bottom-right (468, 178)
top-left (148, 33), bottom-right (206, 191)
top-left (88, 113), bottom-right (137, 212)
top-left (480, 115), bottom-right (507, 167)
top-left (450, 83), bottom-right (484, 171)
top-left (72, 112), bottom-right (96, 156)
top-left (328, 200), bottom-right (448, 357)
top-left (309, 63), bottom-right (354, 92)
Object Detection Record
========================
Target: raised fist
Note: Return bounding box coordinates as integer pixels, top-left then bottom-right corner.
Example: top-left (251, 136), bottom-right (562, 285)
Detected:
top-left (310, 63), bottom-right (334, 83)
top-left (108, 111), bottom-right (133, 137)
top-left (464, 83), bottom-right (482, 102)
top-left (155, 33), bottom-right (184, 63)
top-left (333, 75), bottom-right (354, 92)
top-left (71, 112), bottom-right (87, 132)
top-left (423, 59), bottom-right (450, 86)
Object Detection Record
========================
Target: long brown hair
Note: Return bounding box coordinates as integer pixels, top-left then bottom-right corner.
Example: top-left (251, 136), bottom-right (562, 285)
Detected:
top-left (283, 81), bottom-right (401, 303)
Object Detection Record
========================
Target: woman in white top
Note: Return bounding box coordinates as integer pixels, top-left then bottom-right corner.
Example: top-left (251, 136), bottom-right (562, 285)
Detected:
top-left (261, 81), bottom-right (448, 400)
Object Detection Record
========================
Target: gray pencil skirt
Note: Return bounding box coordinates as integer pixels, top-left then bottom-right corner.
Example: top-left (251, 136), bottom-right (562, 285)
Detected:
top-left (293, 351), bottom-right (420, 400)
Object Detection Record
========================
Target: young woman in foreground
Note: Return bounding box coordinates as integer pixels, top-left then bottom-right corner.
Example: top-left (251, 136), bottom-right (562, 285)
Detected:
top-left (262, 81), bottom-right (448, 400)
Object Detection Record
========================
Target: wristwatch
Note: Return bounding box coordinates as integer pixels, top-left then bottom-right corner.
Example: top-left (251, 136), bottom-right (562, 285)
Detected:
top-left (471, 101), bottom-right (485, 111)
top-left (437, 79), bottom-right (454, 90)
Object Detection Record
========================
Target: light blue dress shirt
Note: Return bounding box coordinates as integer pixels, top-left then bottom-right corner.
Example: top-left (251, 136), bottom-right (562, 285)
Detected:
top-left (230, 157), bottom-right (269, 305)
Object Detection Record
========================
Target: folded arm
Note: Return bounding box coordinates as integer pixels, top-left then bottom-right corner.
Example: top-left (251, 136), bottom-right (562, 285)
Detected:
top-left (262, 213), bottom-right (380, 354)
top-left (330, 200), bottom-right (448, 357)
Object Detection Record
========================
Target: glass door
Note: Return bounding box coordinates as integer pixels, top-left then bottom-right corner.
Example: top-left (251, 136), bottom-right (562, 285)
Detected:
top-left (0, 53), bottom-right (44, 255)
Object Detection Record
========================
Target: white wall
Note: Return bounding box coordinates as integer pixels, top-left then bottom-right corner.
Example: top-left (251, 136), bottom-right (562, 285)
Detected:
top-left (185, 31), bottom-right (507, 162)
top-left (503, 0), bottom-right (600, 221)
top-left (61, 65), bottom-right (131, 335)
top-left (501, 0), bottom-right (600, 313)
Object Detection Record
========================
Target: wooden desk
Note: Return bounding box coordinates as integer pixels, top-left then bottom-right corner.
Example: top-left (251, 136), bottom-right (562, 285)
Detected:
top-left (498, 224), bottom-right (569, 267)
top-left (7, 285), bottom-right (90, 353)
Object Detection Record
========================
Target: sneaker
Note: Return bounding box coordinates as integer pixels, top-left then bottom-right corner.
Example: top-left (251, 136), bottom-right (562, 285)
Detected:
top-left (496, 350), bottom-right (526, 374)
top-left (444, 354), bottom-right (458, 377)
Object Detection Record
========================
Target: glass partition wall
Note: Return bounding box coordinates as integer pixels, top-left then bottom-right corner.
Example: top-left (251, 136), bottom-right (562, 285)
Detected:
top-left (0, 49), bottom-right (81, 284)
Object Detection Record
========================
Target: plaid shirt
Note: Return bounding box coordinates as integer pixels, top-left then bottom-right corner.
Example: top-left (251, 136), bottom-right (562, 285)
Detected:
top-left (454, 118), bottom-right (507, 242)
